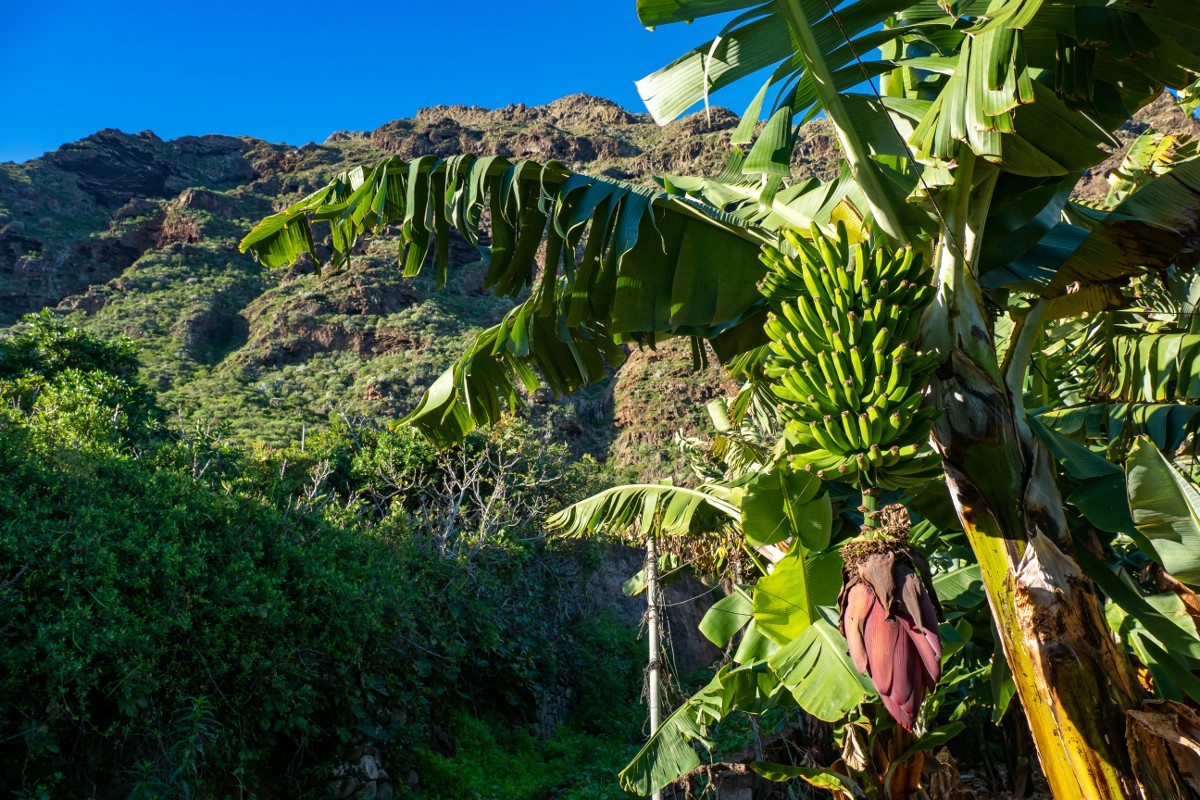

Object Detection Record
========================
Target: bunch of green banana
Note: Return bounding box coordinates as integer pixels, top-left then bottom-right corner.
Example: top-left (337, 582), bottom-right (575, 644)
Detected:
top-left (759, 223), bottom-right (942, 489)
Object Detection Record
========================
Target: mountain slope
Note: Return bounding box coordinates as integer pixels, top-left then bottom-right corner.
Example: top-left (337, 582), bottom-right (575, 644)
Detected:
top-left (0, 93), bottom-right (1193, 465)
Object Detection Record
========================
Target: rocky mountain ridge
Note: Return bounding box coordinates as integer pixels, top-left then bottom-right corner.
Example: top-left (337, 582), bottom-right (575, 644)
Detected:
top-left (0, 93), bottom-right (1194, 468)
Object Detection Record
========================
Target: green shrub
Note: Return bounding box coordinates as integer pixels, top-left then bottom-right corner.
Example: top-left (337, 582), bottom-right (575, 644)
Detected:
top-left (0, 407), bottom-right (445, 795)
top-left (0, 315), bottom-right (645, 797)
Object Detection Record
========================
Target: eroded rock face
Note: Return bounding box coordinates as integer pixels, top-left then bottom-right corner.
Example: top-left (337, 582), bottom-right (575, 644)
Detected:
top-left (45, 129), bottom-right (258, 206)
top-left (0, 129), bottom-right (268, 323)
top-left (586, 543), bottom-right (722, 676)
top-left (46, 130), bottom-right (172, 205)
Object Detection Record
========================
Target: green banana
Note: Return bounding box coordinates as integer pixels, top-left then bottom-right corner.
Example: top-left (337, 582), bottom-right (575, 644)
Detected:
top-left (839, 410), bottom-right (863, 451)
top-left (853, 244), bottom-right (867, 288)
top-left (834, 264), bottom-right (853, 294)
top-left (882, 278), bottom-right (911, 305)
top-left (793, 296), bottom-right (827, 338)
top-left (889, 341), bottom-right (912, 362)
top-left (888, 369), bottom-right (912, 407)
top-left (865, 404), bottom-right (884, 443)
top-left (778, 368), bottom-right (818, 400)
top-left (839, 379), bottom-right (859, 410)
top-left (865, 374), bottom-right (886, 404)
top-left (881, 411), bottom-right (903, 443)
top-left (800, 262), bottom-right (834, 309)
top-left (792, 448), bottom-right (841, 470)
top-left (816, 352), bottom-right (839, 387)
top-left (884, 357), bottom-right (907, 397)
top-left (768, 339), bottom-right (802, 369)
top-left (860, 279), bottom-right (875, 306)
top-left (845, 311), bottom-right (862, 347)
top-left (782, 304), bottom-right (820, 352)
top-left (857, 412), bottom-right (873, 447)
top-left (857, 310), bottom-right (877, 349)
top-left (761, 229), bottom-right (942, 485)
top-left (835, 221), bottom-right (852, 264)
top-left (870, 326), bottom-right (891, 354)
top-left (822, 413), bottom-right (855, 453)
top-left (893, 311), bottom-right (923, 345)
top-left (848, 347), bottom-right (866, 388)
top-left (788, 420), bottom-right (822, 449)
top-left (815, 234), bottom-right (841, 273)
top-left (866, 444), bottom-right (884, 469)
top-left (829, 349), bottom-right (852, 387)
top-left (892, 391), bottom-right (925, 420)
top-left (770, 383), bottom-right (810, 407)
top-left (829, 329), bottom-right (848, 361)
top-left (807, 420), bottom-right (842, 453)
top-left (797, 359), bottom-right (825, 389)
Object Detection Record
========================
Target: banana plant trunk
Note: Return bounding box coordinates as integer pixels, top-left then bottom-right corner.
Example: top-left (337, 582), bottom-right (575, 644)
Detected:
top-left (922, 157), bottom-right (1158, 799)
top-left (929, 350), bottom-right (1145, 798)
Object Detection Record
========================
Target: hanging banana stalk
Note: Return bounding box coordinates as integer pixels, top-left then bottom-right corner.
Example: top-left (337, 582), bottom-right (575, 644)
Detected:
top-left (759, 223), bottom-right (945, 735)
top-left (759, 223), bottom-right (941, 489)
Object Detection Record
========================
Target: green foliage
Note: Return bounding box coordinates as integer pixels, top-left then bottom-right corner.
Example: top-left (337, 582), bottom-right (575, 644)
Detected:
top-left (1127, 436), bottom-right (1200, 586)
top-left (418, 712), bottom-right (638, 800)
top-left (0, 316), bottom-right (642, 797)
top-left (0, 309), bottom-right (141, 380)
top-left (417, 616), bottom-right (643, 800)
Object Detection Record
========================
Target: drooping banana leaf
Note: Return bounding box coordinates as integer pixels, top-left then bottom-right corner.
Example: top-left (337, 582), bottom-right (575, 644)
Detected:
top-left (977, 173), bottom-right (1078, 288)
top-left (1046, 159), bottom-right (1200, 298)
top-left (398, 301), bottom-right (624, 446)
top-left (1038, 401), bottom-right (1200, 454)
top-left (1084, 333), bottom-right (1200, 404)
top-left (767, 617), bottom-right (872, 721)
top-left (617, 673), bottom-right (719, 795)
top-left (1105, 130), bottom-right (1200, 207)
top-left (985, 153), bottom-right (1200, 312)
top-left (751, 761), bottom-right (863, 794)
top-left (752, 545), bottom-right (842, 644)
top-left (1105, 585), bottom-right (1200, 702)
top-left (639, 0), bottom-right (1200, 249)
top-left (635, 0), bottom-right (922, 127)
top-left (546, 481), bottom-right (740, 538)
top-left (240, 155), bottom-right (772, 445)
top-left (1126, 437), bottom-right (1200, 586)
top-left (741, 467), bottom-right (829, 549)
top-left (637, 0), bottom-right (951, 240)
top-left (618, 662), bottom-right (780, 795)
top-left (699, 588), bottom-right (755, 647)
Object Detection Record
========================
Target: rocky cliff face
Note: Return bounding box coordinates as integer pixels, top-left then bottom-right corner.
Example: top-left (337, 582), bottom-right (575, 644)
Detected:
top-left (0, 92), bottom-right (1194, 461)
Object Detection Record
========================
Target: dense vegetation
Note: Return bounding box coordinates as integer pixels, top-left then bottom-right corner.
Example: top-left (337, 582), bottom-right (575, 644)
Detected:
top-left (0, 314), bottom-right (644, 799)
top-left (232, 0), bottom-right (1200, 796)
top-left (13, 0), bottom-right (1200, 796)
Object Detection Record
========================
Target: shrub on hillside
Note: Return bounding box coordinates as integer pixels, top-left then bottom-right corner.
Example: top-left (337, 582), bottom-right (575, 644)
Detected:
top-left (0, 315), bottom-right (637, 798)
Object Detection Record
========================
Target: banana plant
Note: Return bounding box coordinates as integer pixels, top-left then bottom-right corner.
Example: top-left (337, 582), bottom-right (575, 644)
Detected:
top-left (547, 399), bottom-right (872, 796)
top-left (240, 0), bottom-right (1200, 794)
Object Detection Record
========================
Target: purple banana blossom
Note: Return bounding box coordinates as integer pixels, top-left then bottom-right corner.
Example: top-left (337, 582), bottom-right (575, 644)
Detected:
top-left (839, 542), bottom-right (943, 731)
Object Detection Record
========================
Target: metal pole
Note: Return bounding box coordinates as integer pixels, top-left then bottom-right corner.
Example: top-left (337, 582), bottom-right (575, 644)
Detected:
top-left (646, 533), bottom-right (662, 800)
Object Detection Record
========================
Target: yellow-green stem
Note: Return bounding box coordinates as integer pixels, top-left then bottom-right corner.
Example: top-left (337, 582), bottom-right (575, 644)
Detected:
top-left (928, 150), bottom-right (1151, 798)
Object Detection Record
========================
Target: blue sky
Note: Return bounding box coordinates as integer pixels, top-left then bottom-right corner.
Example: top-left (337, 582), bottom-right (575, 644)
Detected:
top-left (1, 1), bottom-right (759, 163)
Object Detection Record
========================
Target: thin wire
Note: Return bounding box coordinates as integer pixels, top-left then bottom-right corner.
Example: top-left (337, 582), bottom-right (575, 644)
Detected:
top-left (815, 0), bottom-right (970, 264)
top-left (660, 584), bottom-right (719, 607)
